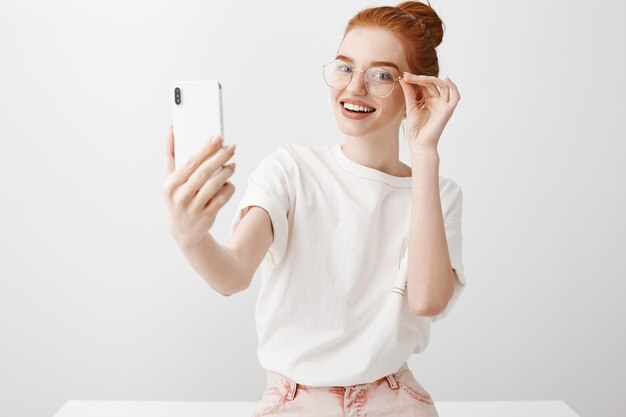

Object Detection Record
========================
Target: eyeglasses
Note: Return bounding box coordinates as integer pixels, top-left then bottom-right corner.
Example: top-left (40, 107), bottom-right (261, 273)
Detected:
top-left (322, 59), bottom-right (402, 98)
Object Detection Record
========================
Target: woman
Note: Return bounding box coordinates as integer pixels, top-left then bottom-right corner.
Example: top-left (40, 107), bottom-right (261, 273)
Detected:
top-left (163, 1), bottom-right (465, 416)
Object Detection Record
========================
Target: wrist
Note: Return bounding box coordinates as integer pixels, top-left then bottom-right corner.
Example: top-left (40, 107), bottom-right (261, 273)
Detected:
top-left (409, 144), bottom-right (439, 158)
top-left (175, 231), bottom-right (209, 251)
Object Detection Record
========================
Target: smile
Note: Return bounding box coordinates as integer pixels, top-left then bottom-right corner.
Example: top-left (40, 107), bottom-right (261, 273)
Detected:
top-left (340, 102), bottom-right (376, 120)
top-left (341, 101), bottom-right (376, 113)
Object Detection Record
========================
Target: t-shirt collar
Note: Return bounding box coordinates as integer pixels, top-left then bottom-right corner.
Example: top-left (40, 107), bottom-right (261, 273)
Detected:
top-left (328, 143), bottom-right (413, 188)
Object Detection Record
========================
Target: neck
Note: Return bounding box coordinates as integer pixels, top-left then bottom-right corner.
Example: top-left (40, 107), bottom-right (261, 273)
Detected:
top-left (341, 133), bottom-right (411, 177)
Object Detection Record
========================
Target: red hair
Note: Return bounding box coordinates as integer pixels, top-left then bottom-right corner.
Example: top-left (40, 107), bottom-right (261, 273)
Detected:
top-left (340, 1), bottom-right (445, 106)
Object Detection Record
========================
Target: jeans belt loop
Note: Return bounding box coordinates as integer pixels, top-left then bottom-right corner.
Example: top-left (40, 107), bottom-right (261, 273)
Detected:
top-left (286, 380), bottom-right (297, 400)
top-left (386, 373), bottom-right (399, 389)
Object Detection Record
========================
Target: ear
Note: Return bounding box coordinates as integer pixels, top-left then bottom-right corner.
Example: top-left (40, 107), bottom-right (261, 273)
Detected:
top-left (415, 85), bottom-right (424, 102)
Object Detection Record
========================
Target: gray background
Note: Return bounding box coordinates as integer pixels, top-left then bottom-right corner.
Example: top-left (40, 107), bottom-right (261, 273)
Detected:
top-left (1, 1), bottom-right (625, 416)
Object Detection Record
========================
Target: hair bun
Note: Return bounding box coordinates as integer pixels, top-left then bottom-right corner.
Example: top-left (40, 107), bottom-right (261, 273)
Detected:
top-left (396, 0), bottom-right (444, 48)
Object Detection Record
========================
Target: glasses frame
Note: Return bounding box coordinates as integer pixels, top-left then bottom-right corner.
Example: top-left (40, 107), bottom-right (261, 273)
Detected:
top-left (321, 59), bottom-right (403, 98)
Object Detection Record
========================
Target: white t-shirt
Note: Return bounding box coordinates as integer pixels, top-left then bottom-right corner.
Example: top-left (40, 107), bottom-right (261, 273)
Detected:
top-left (229, 142), bottom-right (466, 387)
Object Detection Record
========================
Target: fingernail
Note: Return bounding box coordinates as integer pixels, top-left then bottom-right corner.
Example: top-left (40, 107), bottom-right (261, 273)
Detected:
top-left (231, 162), bottom-right (237, 169)
top-left (227, 144), bottom-right (237, 154)
top-left (211, 135), bottom-right (222, 145)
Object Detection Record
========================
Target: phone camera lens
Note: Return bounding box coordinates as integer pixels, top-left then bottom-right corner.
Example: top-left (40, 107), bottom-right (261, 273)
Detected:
top-left (174, 87), bottom-right (181, 105)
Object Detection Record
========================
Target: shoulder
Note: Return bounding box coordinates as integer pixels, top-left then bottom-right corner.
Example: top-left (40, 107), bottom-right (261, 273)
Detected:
top-left (255, 144), bottom-right (297, 171)
top-left (251, 143), bottom-right (317, 184)
top-left (267, 143), bottom-right (324, 169)
top-left (439, 175), bottom-right (463, 194)
top-left (275, 143), bottom-right (322, 158)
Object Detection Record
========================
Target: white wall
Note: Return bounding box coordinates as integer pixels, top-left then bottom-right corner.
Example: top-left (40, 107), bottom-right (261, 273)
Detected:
top-left (1, 1), bottom-right (624, 416)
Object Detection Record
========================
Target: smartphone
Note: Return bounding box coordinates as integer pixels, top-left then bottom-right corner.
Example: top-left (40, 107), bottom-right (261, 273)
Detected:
top-left (171, 80), bottom-right (224, 167)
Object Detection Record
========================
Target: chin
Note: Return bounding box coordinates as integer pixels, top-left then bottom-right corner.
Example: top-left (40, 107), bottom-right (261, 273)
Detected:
top-left (336, 120), bottom-right (374, 137)
top-left (337, 123), bottom-right (370, 137)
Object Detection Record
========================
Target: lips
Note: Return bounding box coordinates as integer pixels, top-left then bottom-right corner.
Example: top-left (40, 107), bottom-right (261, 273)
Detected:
top-left (340, 103), bottom-right (376, 119)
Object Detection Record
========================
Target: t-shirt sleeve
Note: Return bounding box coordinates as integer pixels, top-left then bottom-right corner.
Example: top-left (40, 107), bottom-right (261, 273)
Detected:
top-left (430, 182), bottom-right (466, 323)
top-left (229, 147), bottom-right (291, 268)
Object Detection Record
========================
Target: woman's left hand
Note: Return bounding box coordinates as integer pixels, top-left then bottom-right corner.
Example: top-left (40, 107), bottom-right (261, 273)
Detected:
top-left (398, 73), bottom-right (460, 150)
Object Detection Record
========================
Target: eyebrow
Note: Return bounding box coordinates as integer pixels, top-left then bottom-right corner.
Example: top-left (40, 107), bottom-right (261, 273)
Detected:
top-left (335, 54), bottom-right (400, 72)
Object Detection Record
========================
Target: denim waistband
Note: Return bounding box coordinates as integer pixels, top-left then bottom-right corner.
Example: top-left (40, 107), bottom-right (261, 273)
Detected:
top-left (265, 361), bottom-right (410, 396)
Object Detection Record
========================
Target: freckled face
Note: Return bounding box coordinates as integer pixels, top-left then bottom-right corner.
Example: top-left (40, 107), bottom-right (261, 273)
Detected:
top-left (329, 27), bottom-right (412, 136)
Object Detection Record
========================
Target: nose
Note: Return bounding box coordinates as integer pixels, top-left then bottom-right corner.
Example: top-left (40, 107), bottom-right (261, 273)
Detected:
top-left (345, 69), bottom-right (367, 96)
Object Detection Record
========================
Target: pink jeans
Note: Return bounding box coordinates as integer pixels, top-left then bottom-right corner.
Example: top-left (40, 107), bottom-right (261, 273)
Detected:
top-left (251, 361), bottom-right (440, 417)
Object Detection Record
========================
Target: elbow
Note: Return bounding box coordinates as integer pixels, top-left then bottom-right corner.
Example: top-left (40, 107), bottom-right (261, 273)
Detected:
top-left (221, 286), bottom-right (246, 297)
top-left (210, 284), bottom-right (233, 297)
top-left (410, 293), bottom-right (449, 317)
top-left (218, 276), bottom-right (251, 297)
top-left (216, 287), bottom-right (239, 297)
top-left (410, 302), bottom-right (444, 317)
top-left (410, 270), bottom-right (456, 316)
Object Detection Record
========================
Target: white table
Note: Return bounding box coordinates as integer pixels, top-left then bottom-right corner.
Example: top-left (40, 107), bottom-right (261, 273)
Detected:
top-left (54, 400), bottom-right (580, 416)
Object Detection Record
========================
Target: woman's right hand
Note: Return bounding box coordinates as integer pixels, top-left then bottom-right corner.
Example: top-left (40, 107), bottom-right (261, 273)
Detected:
top-left (163, 125), bottom-right (237, 248)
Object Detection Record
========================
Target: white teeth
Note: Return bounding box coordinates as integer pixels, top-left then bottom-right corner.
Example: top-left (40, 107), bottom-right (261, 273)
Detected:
top-left (343, 102), bottom-right (375, 112)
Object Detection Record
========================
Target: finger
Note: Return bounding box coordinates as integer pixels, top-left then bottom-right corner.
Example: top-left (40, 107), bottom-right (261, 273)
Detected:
top-left (448, 78), bottom-right (460, 105)
top-left (419, 81), bottom-right (440, 100)
top-left (403, 73), bottom-right (447, 88)
top-left (422, 81), bottom-right (440, 100)
top-left (166, 133), bottom-right (224, 190)
top-left (187, 142), bottom-right (236, 188)
top-left (403, 73), bottom-right (442, 98)
top-left (202, 181), bottom-right (236, 215)
top-left (399, 77), bottom-right (419, 114)
top-left (178, 143), bottom-right (236, 206)
top-left (190, 162), bottom-right (236, 212)
top-left (182, 133), bottom-right (225, 176)
top-left (441, 77), bottom-right (451, 103)
top-left (164, 125), bottom-right (175, 179)
top-left (184, 133), bottom-right (224, 169)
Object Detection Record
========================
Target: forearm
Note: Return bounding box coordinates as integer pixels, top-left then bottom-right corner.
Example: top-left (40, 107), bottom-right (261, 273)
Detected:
top-left (177, 233), bottom-right (246, 296)
top-left (407, 145), bottom-right (455, 315)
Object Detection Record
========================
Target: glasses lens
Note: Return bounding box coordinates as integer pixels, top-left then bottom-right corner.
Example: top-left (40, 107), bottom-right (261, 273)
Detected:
top-left (323, 60), bottom-right (397, 98)
top-left (323, 60), bottom-right (352, 90)
top-left (366, 68), bottom-right (395, 98)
